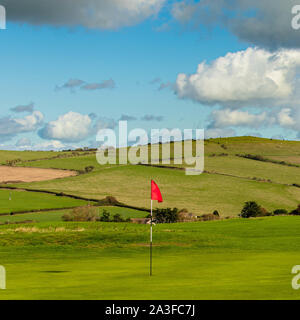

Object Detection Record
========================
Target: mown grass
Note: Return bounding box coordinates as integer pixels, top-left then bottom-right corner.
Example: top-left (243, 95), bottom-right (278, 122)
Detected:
top-left (0, 189), bottom-right (87, 214)
top-left (0, 216), bottom-right (300, 299)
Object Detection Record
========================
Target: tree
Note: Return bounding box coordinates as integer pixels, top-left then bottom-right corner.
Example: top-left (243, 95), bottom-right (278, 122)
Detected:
top-left (100, 210), bottom-right (111, 222)
top-left (240, 201), bottom-right (262, 218)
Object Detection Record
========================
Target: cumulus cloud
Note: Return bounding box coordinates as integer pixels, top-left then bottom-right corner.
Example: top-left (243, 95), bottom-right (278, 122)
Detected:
top-left (10, 102), bottom-right (34, 113)
top-left (275, 107), bottom-right (300, 137)
top-left (39, 111), bottom-right (116, 143)
top-left (175, 47), bottom-right (300, 107)
top-left (209, 109), bottom-right (275, 129)
top-left (277, 108), bottom-right (296, 127)
top-left (39, 112), bottom-right (92, 143)
top-left (2, 0), bottom-right (164, 30)
top-left (0, 111), bottom-right (44, 141)
top-left (171, 0), bottom-right (300, 49)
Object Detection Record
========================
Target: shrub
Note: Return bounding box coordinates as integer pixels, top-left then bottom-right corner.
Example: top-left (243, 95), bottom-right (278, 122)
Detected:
top-left (273, 209), bottom-right (288, 215)
top-left (62, 206), bottom-right (98, 222)
top-left (153, 208), bottom-right (179, 223)
top-left (112, 214), bottom-right (124, 222)
top-left (85, 166), bottom-right (94, 173)
top-left (99, 209), bottom-right (111, 222)
top-left (289, 204), bottom-right (300, 215)
top-left (213, 210), bottom-right (219, 217)
top-left (240, 201), bottom-right (262, 218)
top-left (199, 213), bottom-right (220, 221)
top-left (177, 209), bottom-right (197, 222)
top-left (98, 196), bottom-right (120, 206)
top-left (259, 207), bottom-right (272, 216)
top-left (99, 210), bottom-right (129, 223)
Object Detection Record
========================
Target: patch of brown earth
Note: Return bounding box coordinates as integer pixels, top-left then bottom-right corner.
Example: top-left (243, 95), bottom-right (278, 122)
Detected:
top-left (0, 166), bottom-right (77, 183)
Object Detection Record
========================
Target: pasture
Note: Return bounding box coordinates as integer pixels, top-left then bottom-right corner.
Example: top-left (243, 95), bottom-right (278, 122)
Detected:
top-left (0, 189), bottom-right (87, 214)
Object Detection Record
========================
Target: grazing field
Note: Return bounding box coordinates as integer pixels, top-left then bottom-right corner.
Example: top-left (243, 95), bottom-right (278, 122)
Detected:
top-left (0, 216), bottom-right (300, 299)
top-left (10, 164), bottom-right (300, 216)
top-left (0, 189), bottom-right (87, 214)
top-left (7, 136), bottom-right (300, 217)
top-left (0, 150), bottom-right (63, 164)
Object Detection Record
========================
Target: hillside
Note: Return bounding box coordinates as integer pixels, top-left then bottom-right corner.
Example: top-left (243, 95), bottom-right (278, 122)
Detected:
top-left (1, 136), bottom-right (300, 216)
top-left (0, 137), bottom-right (300, 299)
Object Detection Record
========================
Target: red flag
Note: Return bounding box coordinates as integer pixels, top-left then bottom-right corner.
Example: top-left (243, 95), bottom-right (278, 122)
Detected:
top-left (151, 180), bottom-right (163, 202)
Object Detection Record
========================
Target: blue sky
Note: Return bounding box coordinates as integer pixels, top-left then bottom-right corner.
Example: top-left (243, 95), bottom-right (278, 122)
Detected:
top-left (0, 0), bottom-right (299, 150)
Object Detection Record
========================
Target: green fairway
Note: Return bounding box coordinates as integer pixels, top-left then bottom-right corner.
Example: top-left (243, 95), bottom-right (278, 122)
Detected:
top-left (0, 206), bottom-right (147, 224)
top-left (0, 189), bottom-right (87, 214)
top-left (0, 216), bottom-right (300, 299)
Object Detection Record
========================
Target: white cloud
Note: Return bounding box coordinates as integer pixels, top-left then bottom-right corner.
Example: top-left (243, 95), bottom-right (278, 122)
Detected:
top-left (277, 108), bottom-right (296, 127)
top-left (0, 111), bottom-right (44, 141)
top-left (14, 111), bottom-right (44, 132)
top-left (39, 112), bottom-right (92, 142)
top-left (2, 0), bottom-right (165, 30)
top-left (175, 47), bottom-right (300, 107)
top-left (205, 128), bottom-right (236, 139)
top-left (38, 111), bottom-right (116, 143)
top-left (32, 140), bottom-right (66, 151)
top-left (210, 109), bottom-right (274, 129)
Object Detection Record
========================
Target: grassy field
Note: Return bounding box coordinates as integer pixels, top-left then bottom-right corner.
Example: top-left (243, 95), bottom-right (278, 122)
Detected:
top-left (0, 150), bottom-right (63, 164)
top-left (0, 216), bottom-right (300, 299)
top-left (7, 137), bottom-right (300, 217)
top-left (0, 206), bottom-right (147, 224)
top-left (1, 137), bottom-right (300, 299)
top-left (0, 189), bottom-right (87, 214)
top-left (10, 164), bottom-right (300, 216)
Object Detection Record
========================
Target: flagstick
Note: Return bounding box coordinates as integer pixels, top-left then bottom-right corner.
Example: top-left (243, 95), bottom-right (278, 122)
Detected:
top-left (150, 199), bottom-right (153, 276)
